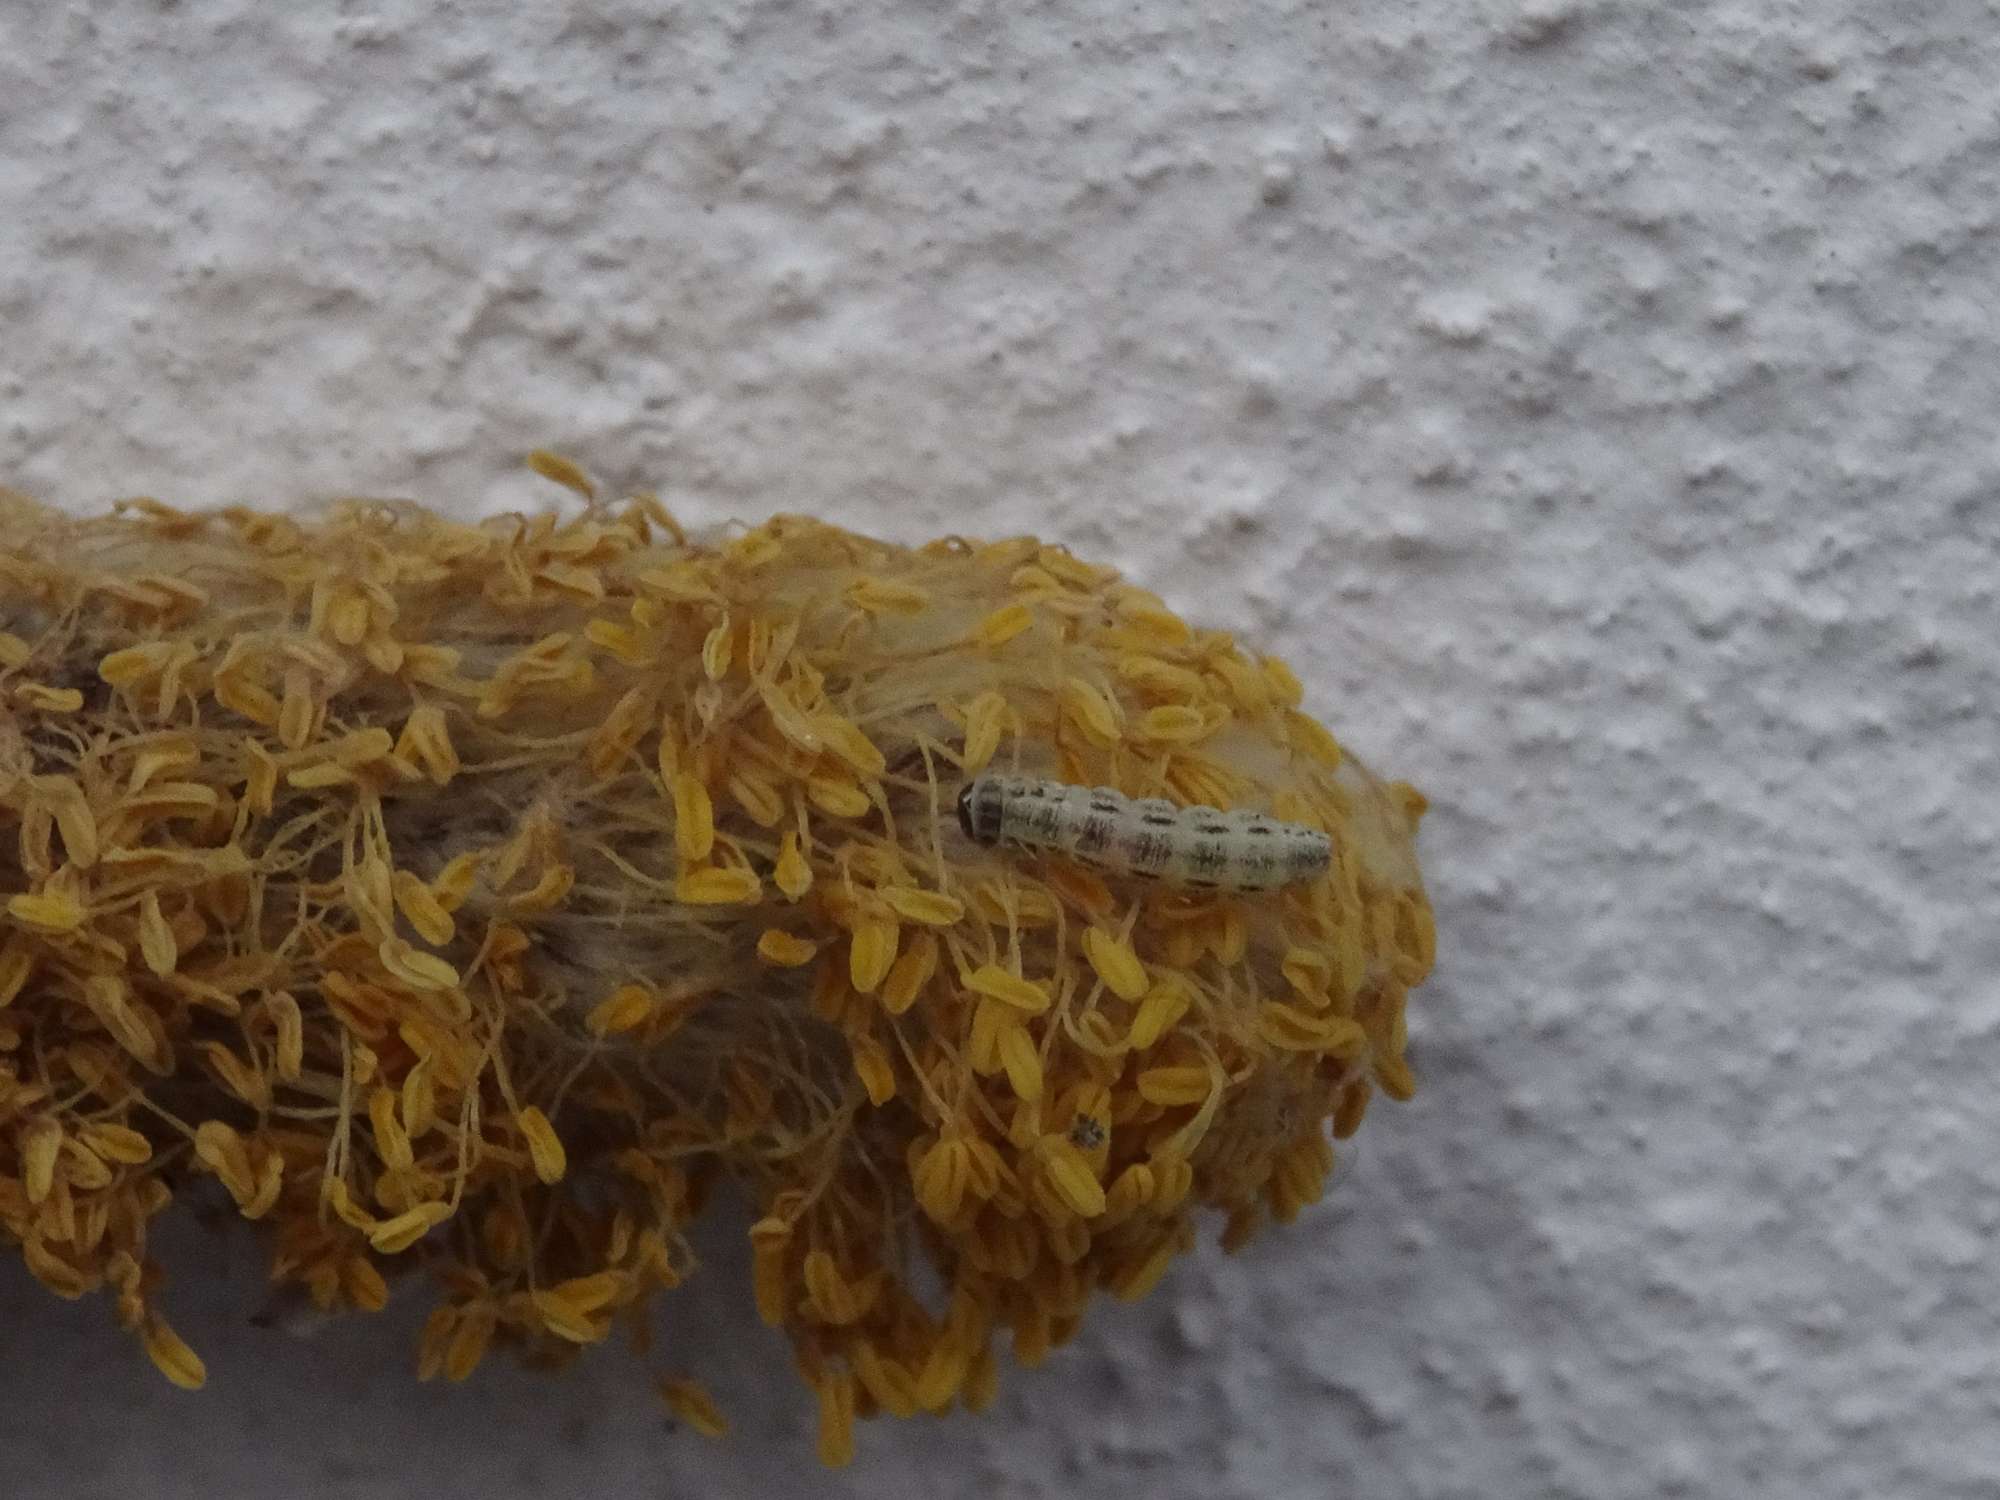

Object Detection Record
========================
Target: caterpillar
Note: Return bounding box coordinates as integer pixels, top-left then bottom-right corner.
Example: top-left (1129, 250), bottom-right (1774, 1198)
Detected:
top-left (956, 773), bottom-right (1334, 891)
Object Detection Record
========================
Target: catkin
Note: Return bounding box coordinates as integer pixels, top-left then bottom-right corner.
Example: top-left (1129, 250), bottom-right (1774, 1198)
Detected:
top-left (0, 462), bottom-right (1433, 1462)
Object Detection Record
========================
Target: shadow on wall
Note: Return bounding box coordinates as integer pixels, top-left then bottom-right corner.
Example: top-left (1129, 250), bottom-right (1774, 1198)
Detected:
top-left (0, 1106), bottom-right (1505, 1498)
top-left (0, 1179), bottom-right (1307, 1496)
top-left (0, 894), bottom-right (1480, 1497)
top-left (0, 1190), bottom-right (950, 1496)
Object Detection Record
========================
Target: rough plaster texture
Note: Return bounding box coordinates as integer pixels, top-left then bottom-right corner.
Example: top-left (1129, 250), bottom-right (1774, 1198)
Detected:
top-left (3, 2), bottom-right (1998, 1496)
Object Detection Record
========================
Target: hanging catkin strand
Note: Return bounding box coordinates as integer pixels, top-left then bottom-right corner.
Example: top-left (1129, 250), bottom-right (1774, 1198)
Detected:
top-left (0, 461), bottom-right (1434, 1467)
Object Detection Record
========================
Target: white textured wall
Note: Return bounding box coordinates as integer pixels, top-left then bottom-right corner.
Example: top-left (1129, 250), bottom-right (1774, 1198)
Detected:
top-left (5, 3), bottom-right (1998, 1496)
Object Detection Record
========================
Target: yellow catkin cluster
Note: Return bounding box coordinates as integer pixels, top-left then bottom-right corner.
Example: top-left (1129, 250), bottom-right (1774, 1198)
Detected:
top-left (0, 460), bottom-right (1434, 1464)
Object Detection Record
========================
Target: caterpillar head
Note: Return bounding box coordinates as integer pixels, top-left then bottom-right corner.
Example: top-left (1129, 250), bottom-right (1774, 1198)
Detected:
top-left (955, 776), bottom-right (1008, 846)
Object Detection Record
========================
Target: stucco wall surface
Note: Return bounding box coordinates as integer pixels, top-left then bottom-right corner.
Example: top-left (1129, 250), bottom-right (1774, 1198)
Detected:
top-left (2, 3), bottom-right (1997, 1497)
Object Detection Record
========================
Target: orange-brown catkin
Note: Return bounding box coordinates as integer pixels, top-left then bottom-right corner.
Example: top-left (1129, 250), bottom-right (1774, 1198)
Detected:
top-left (0, 463), bottom-right (1434, 1458)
